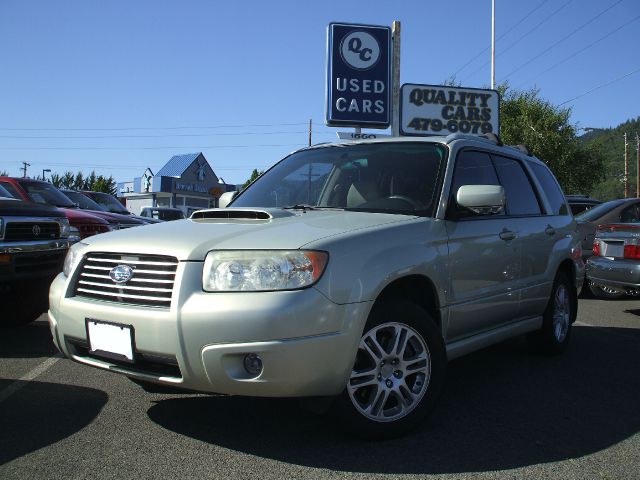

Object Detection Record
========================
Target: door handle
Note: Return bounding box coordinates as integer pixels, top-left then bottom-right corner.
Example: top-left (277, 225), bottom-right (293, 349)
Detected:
top-left (499, 229), bottom-right (516, 241)
top-left (545, 225), bottom-right (556, 236)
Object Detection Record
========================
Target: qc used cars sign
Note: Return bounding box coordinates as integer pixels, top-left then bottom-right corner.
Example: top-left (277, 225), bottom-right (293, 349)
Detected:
top-left (326, 23), bottom-right (391, 128)
top-left (400, 84), bottom-right (500, 136)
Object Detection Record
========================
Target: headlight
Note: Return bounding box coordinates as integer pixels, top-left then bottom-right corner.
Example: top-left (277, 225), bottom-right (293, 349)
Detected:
top-left (0, 218), bottom-right (4, 240)
top-left (58, 218), bottom-right (71, 238)
top-left (68, 226), bottom-right (81, 243)
top-left (202, 250), bottom-right (328, 292)
top-left (63, 242), bottom-right (88, 277)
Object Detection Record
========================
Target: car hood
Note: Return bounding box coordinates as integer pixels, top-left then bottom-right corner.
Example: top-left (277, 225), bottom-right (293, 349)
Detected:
top-left (0, 199), bottom-right (66, 217)
top-left (81, 208), bottom-right (418, 260)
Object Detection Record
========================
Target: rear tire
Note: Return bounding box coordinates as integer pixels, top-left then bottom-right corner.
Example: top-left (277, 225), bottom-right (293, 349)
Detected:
top-left (332, 297), bottom-right (446, 439)
top-left (528, 272), bottom-right (576, 354)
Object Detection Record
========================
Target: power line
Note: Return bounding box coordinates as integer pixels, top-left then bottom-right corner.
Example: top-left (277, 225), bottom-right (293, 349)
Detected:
top-left (0, 122), bottom-right (309, 132)
top-left (450, 0), bottom-right (551, 79)
top-left (502, 0), bottom-right (625, 81)
top-left (517, 14), bottom-right (640, 88)
top-left (0, 143), bottom-right (309, 151)
top-left (558, 67), bottom-right (640, 106)
top-left (461, 0), bottom-right (573, 83)
top-left (0, 130), bottom-right (312, 139)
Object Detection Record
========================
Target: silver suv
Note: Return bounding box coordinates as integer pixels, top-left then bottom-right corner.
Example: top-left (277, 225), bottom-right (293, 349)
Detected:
top-left (49, 134), bottom-right (584, 438)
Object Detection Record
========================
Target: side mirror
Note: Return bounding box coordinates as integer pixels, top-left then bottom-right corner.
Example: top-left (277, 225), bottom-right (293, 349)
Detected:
top-left (456, 185), bottom-right (505, 215)
top-left (218, 191), bottom-right (238, 209)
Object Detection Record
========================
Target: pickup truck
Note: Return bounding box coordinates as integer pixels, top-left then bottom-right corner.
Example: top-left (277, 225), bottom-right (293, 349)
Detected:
top-left (0, 177), bottom-right (112, 240)
top-left (0, 186), bottom-right (73, 326)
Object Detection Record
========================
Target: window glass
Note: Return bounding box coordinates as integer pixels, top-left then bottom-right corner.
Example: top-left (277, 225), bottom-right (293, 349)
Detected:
top-left (232, 142), bottom-right (447, 216)
top-left (529, 162), bottom-right (568, 215)
top-left (619, 203), bottom-right (640, 223)
top-left (492, 155), bottom-right (541, 215)
top-left (0, 182), bottom-right (21, 199)
top-left (450, 150), bottom-right (499, 195)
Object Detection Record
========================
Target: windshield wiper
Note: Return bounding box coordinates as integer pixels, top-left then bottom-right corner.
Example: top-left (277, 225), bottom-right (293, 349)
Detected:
top-left (283, 204), bottom-right (317, 211)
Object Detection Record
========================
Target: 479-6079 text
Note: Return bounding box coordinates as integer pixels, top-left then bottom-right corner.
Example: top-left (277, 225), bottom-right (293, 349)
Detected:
top-left (406, 117), bottom-right (494, 134)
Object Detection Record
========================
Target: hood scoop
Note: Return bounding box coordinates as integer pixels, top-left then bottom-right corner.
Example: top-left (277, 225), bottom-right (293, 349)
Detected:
top-left (190, 208), bottom-right (296, 221)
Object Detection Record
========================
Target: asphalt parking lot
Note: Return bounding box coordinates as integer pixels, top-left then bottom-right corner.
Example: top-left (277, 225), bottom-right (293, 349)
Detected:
top-left (1, 296), bottom-right (639, 480)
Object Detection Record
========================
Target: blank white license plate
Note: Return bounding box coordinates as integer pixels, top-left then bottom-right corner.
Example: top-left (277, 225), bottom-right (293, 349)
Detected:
top-left (86, 319), bottom-right (135, 363)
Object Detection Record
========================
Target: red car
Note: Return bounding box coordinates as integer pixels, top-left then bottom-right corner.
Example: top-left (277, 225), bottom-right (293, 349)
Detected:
top-left (0, 177), bottom-right (112, 240)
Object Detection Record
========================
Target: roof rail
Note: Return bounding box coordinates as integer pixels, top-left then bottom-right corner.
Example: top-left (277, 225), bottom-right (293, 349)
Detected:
top-left (445, 132), bottom-right (503, 146)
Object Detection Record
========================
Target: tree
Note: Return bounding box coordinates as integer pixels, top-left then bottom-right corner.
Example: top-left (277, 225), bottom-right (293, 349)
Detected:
top-left (499, 85), bottom-right (605, 194)
top-left (0, 170), bottom-right (8, 176)
top-left (50, 169), bottom-right (116, 194)
top-left (243, 169), bottom-right (263, 189)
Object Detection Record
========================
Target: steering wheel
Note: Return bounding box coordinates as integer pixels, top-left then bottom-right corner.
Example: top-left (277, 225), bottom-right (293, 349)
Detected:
top-left (387, 195), bottom-right (421, 208)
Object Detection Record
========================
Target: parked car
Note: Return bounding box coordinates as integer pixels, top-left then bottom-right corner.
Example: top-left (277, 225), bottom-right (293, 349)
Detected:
top-left (61, 189), bottom-right (146, 230)
top-left (49, 134), bottom-right (584, 438)
top-left (587, 223), bottom-right (640, 299)
top-left (140, 206), bottom-right (185, 221)
top-left (0, 177), bottom-right (112, 240)
top-left (575, 198), bottom-right (640, 259)
top-left (81, 191), bottom-right (161, 224)
top-left (1, 192), bottom-right (73, 326)
top-left (566, 194), bottom-right (602, 215)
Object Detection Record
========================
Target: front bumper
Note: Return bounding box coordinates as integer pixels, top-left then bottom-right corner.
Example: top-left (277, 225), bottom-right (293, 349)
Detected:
top-left (0, 239), bottom-right (69, 284)
top-left (586, 256), bottom-right (640, 290)
top-left (48, 261), bottom-right (370, 397)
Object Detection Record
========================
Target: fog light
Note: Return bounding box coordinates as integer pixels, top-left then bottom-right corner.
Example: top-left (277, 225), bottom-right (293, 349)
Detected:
top-left (243, 353), bottom-right (263, 376)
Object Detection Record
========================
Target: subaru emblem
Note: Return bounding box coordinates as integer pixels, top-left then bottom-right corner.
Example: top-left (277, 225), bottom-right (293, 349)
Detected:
top-left (109, 265), bottom-right (134, 284)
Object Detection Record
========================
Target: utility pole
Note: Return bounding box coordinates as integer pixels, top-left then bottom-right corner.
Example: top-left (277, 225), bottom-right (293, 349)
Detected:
top-left (308, 119), bottom-right (312, 147)
top-left (624, 133), bottom-right (629, 198)
top-left (21, 161), bottom-right (30, 178)
top-left (636, 132), bottom-right (640, 197)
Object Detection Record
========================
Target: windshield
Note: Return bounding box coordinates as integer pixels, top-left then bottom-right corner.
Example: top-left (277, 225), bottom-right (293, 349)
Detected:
top-left (575, 199), bottom-right (626, 221)
top-left (63, 191), bottom-right (104, 210)
top-left (0, 184), bottom-right (15, 198)
top-left (18, 180), bottom-right (75, 207)
top-left (86, 191), bottom-right (130, 214)
top-left (232, 142), bottom-right (447, 216)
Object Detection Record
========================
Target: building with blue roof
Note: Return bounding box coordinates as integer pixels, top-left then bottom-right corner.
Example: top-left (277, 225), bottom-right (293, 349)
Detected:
top-left (117, 152), bottom-right (236, 216)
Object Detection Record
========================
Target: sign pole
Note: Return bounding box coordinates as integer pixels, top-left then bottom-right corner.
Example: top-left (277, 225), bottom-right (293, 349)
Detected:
top-left (391, 21), bottom-right (401, 137)
top-left (491, 0), bottom-right (495, 90)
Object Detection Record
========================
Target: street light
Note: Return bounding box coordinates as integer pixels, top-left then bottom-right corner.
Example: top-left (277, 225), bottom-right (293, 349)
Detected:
top-left (42, 169), bottom-right (51, 181)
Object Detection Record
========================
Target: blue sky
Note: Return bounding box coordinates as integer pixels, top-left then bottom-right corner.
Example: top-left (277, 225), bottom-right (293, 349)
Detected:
top-left (1, 0), bottom-right (638, 186)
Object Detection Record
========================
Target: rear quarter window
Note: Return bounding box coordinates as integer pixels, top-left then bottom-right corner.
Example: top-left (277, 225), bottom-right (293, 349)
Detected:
top-left (529, 162), bottom-right (568, 215)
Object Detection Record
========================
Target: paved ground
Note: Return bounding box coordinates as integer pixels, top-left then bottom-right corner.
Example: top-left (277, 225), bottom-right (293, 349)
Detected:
top-left (1, 296), bottom-right (639, 479)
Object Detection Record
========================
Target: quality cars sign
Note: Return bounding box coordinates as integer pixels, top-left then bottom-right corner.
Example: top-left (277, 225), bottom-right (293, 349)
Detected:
top-left (326, 23), bottom-right (391, 128)
top-left (400, 84), bottom-right (500, 136)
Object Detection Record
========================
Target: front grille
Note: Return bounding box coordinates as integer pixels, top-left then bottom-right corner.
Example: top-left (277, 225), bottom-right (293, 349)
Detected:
top-left (79, 224), bottom-right (111, 237)
top-left (14, 249), bottom-right (66, 275)
top-left (73, 252), bottom-right (178, 308)
top-left (4, 221), bottom-right (60, 241)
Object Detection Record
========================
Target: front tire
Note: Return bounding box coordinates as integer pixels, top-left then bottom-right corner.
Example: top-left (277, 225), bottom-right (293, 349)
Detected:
top-left (333, 297), bottom-right (446, 439)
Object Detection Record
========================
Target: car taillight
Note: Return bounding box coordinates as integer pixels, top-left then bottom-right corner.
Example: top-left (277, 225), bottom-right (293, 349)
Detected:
top-left (624, 245), bottom-right (640, 259)
top-left (592, 241), bottom-right (601, 256)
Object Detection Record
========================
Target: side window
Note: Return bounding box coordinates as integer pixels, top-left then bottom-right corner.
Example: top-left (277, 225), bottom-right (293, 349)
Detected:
top-left (492, 155), bottom-right (542, 216)
top-left (448, 150), bottom-right (500, 218)
top-left (619, 203), bottom-right (640, 223)
top-left (450, 150), bottom-right (499, 195)
top-left (529, 162), bottom-right (568, 215)
top-left (0, 181), bottom-right (21, 199)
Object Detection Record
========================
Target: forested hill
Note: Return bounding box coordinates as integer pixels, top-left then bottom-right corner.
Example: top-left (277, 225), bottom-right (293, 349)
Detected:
top-left (580, 117), bottom-right (640, 200)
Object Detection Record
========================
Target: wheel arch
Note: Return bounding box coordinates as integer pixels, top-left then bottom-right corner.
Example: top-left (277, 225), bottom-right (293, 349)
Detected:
top-left (371, 275), bottom-right (442, 334)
